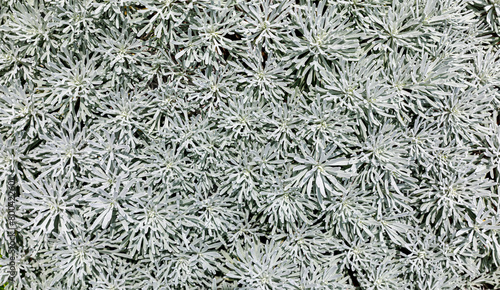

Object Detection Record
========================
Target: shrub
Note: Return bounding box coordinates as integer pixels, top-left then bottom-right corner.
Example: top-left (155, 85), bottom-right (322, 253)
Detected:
top-left (0, 0), bottom-right (499, 289)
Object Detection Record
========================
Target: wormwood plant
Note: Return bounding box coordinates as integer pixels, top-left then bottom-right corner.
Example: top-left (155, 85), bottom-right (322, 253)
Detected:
top-left (0, 0), bottom-right (500, 289)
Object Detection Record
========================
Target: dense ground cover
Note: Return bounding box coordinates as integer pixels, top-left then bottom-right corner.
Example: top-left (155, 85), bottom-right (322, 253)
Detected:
top-left (0, 0), bottom-right (500, 289)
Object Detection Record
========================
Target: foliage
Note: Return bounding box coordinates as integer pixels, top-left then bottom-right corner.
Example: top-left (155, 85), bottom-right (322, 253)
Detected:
top-left (0, 0), bottom-right (499, 289)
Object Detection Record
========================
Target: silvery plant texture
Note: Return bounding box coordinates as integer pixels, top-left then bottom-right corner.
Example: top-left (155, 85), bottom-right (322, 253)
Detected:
top-left (0, 0), bottom-right (500, 289)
